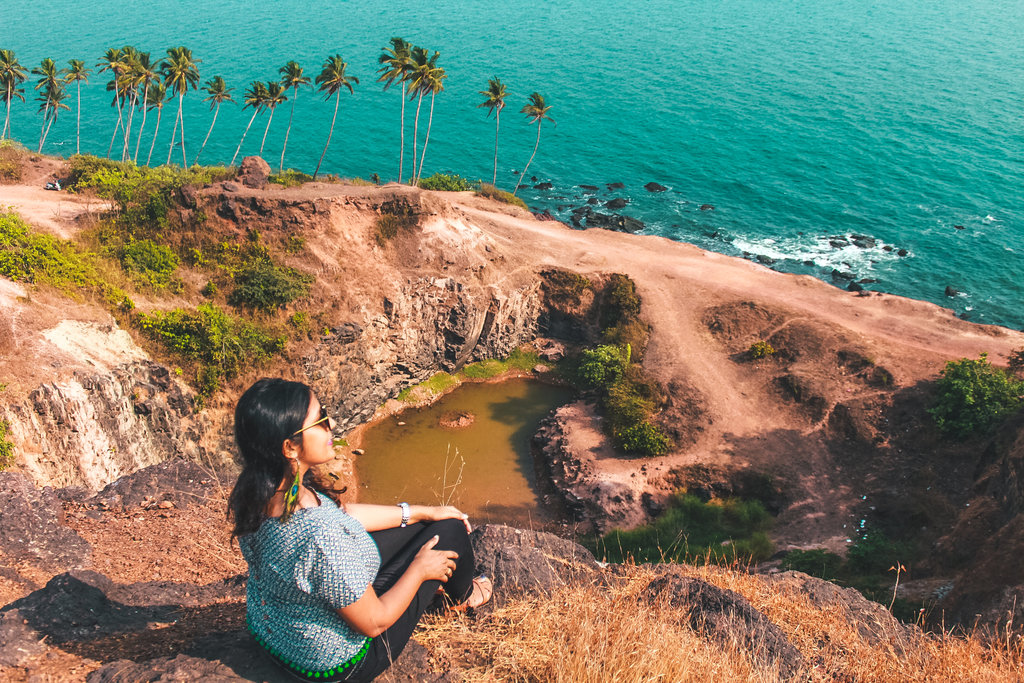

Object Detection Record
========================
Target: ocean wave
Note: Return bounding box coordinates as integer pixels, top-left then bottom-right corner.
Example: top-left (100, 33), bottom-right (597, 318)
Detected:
top-left (728, 233), bottom-right (904, 275)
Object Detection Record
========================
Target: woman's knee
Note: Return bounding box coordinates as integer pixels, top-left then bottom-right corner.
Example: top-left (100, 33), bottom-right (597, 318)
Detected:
top-left (428, 518), bottom-right (471, 551)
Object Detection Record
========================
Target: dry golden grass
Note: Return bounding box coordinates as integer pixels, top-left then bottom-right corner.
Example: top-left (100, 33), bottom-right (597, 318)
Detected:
top-left (417, 564), bottom-right (1024, 682)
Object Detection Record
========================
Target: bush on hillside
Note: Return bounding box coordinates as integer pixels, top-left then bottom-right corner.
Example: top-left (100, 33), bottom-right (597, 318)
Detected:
top-left (476, 182), bottom-right (528, 209)
top-left (227, 257), bottom-right (313, 312)
top-left (749, 340), bottom-right (776, 359)
top-left (269, 169), bottom-right (313, 187)
top-left (577, 344), bottom-right (629, 390)
top-left (593, 493), bottom-right (774, 565)
top-left (0, 210), bottom-right (107, 296)
top-left (138, 302), bottom-right (285, 397)
top-left (418, 172), bottom-right (473, 192)
top-left (0, 419), bottom-right (14, 470)
top-left (541, 269), bottom-right (592, 308)
top-left (928, 353), bottom-right (1024, 439)
top-left (0, 140), bottom-right (26, 182)
top-left (119, 239), bottom-right (180, 290)
top-left (616, 420), bottom-right (672, 457)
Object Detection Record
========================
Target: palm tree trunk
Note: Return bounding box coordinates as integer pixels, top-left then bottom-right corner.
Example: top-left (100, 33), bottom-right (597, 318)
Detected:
top-left (513, 123), bottom-right (542, 197)
top-left (166, 106), bottom-right (179, 165)
top-left (230, 110), bottom-right (259, 166)
top-left (411, 92), bottom-right (423, 184)
top-left (280, 91), bottom-right (297, 172)
top-left (122, 94), bottom-right (136, 161)
top-left (259, 108), bottom-right (275, 157)
top-left (194, 103), bottom-right (220, 166)
top-left (107, 94), bottom-right (125, 159)
top-left (134, 83), bottom-right (150, 163)
top-left (2, 86), bottom-right (10, 139)
top-left (314, 91), bottom-right (341, 180)
top-left (75, 82), bottom-right (81, 154)
top-left (492, 109), bottom-right (500, 186)
top-left (178, 93), bottom-right (187, 166)
top-left (398, 83), bottom-right (406, 182)
top-left (416, 90), bottom-right (436, 184)
top-left (37, 104), bottom-right (48, 153)
top-left (147, 108), bottom-right (162, 167)
top-left (41, 111), bottom-right (56, 152)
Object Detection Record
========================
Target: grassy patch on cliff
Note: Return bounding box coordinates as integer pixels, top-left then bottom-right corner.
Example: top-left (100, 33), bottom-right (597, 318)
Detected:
top-left (396, 348), bottom-right (545, 402)
top-left (0, 419), bottom-right (14, 470)
top-left (588, 493), bottom-right (774, 565)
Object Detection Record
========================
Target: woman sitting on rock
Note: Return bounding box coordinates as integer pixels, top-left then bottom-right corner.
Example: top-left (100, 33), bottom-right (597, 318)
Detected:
top-left (229, 378), bottom-right (492, 682)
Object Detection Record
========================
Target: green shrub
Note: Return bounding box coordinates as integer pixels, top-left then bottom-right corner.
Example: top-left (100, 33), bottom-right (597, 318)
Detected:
top-left (418, 173), bottom-right (473, 192)
top-left (138, 302), bottom-right (285, 397)
top-left (0, 419), bottom-right (14, 470)
top-left (845, 530), bottom-right (910, 576)
top-left (288, 311), bottom-right (313, 339)
top-left (227, 257), bottom-right (313, 312)
top-left (541, 269), bottom-right (592, 307)
top-left (476, 183), bottom-right (528, 209)
top-left (616, 420), bottom-right (672, 457)
top-left (929, 353), bottom-right (1024, 439)
top-left (602, 317), bottom-right (650, 361)
top-left (781, 549), bottom-right (844, 580)
top-left (269, 169), bottom-right (313, 188)
top-left (600, 273), bottom-right (642, 331)
top-left (374, 209), bottom-right (420, 246)
top-left (1009, 348), bottom-right (1024, 376)
top-left (0, 211), bottom-right (104, 295)
top-left (592, 493), bottom-right (774, 565)
top-left (396, 372), bottom-right (459, 401)
top-left (461, 348), bottom-right (543, 379)
top-left (577, 344), bottom-right (629, 390)
top-left (602, 380), bottom-right (654, 432)
top-left (119, 239), bottom-right (180, 289)
top-left (749, 340), bottom-right (776, 359)
top-left (201, 281), bottom-right (218, 297)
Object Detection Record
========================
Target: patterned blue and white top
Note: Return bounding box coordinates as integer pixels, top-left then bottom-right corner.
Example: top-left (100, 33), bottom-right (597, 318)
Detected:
top-left (239, 491), bottom-right (380, 671)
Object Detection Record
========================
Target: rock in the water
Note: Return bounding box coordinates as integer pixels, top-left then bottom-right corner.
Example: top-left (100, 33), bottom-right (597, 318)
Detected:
top-left (584, 211), bottom-right (645, 233)
top-left (605, 197), bottom-right (629, 210)
top-left (579, 184), bottom-right (599, 192)
top-left (954, 224), bottom-right (964, 230)
top-left (0, 472), bottom-right (90, 570)
top-left (534, 182), bottom-right (553, 190)
top-left (238, 156), bottom-right (270, 189)
top-left (533, 209), bottom-right (557, 221)
top-left (699, 203), bottom-right (715, 211)
top-left (897, 248), bottom-right (908, 256)
top-left (848, 281), bottom-right (864, 292)
top-left (586, 196), bottom-right (600, 205)
top-left (644, 182), bottom-right (668, 192)
top-left (831, 269), bottom-right (855, 281)
top-left (945, 285), bottom-right (959, 297)
top-left (606, 182), bottom-right (625, 190)
top-left (439, 411), bottom-right (475, 429)
top-left (756, 254), bottom-right (775, 265)
top-left (850, 234), bottom-right (876, 248)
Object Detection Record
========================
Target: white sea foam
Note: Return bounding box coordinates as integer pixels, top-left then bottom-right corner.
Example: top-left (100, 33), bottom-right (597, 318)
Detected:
top-left (729, 233), bottom-right (902, 274)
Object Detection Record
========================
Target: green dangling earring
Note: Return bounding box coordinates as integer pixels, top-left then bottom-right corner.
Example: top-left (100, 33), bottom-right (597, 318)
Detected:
top-left (281, 461), bottom-right (301, 523)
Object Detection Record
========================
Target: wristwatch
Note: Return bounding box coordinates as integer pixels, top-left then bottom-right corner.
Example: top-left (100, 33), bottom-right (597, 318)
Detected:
top-left (398, 502), bottom-right (410, 528)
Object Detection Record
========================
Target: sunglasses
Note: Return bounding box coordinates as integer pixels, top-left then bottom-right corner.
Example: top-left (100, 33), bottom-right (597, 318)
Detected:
top-left (292, 406), bottom-right (337, 437)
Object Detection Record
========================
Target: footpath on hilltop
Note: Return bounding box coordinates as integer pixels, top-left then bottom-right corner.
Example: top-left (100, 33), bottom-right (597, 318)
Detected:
top-left (0, 151), bottom-right (1023, 680)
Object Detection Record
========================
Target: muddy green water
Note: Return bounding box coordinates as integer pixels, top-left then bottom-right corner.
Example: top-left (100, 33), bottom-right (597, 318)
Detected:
top-left (355, 379), bottom-right (575, 528)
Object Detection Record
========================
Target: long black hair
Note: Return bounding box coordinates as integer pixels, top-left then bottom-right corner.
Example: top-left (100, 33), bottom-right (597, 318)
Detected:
top-left (228, 378), bottom-right (337, 538)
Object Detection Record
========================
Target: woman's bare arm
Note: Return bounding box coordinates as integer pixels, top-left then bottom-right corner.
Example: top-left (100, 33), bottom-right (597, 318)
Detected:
top-left (344, 503), bottom-right (471, 532)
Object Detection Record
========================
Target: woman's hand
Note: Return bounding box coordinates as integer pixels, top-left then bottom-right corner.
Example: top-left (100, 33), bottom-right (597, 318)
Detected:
top-left (411, 535), bottom-right (459, 583)
top-left (416, 505), bottom-right (472, 532)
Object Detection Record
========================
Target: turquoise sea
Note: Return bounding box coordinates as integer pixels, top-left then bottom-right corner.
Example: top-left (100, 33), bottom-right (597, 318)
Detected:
top-left (3, 0), bottom-right (1023, 330)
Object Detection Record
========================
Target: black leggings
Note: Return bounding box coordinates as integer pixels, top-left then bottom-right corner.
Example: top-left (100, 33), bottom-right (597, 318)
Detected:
top-left (343, 518), bottom-right (475, 682)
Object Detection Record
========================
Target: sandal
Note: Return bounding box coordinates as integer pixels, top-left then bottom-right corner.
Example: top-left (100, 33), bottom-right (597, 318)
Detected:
top-left (452, 575), bottom-right (492, 612)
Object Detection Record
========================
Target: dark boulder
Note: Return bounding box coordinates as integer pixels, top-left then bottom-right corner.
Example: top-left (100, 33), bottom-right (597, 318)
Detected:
top-left (470, 525), bottom-right (599, 605)
top-left (756, 254), bottom-right (775, 265)
top-left (533, 182), bottom-right (553, 190)
top-left (86, 459), bottom-right (219, 512)
top-left (830, 269), bottom-right (855, 281)
top-left (238, 156), bottom-right (270, 189)
top-left (848, 281), bottom-right (864, 292)
top-left (850, 234), bottom-right (876, 249)
top-left (532, 209), bottom-right (557, 222)
top-left (954, 224), bottom-right (964, 230)
top-left (945, 286), bottom-right (959, 297)
top-left (584, 212), bottom-right (645, 233)
top-left (897, 248), bottom-right (908, 256)
top-left (644, 182), bottom-right (668, 192)
top-left (606, 182), bottom-right (625, 190)
top-left (0, 472), bottom-right (90, 570)
top-left (221, 181), bottom-right (241, 193)
top-left (605, 197), bottom-right (629, 210)
top-left (643, 572), bottom-right (803, 678)
top-left (587, 196), bottom-right (600, 205)
top-left (579, 184), bottom-right (599, 192)
top-left (699, 204), bottom-right (715, 211)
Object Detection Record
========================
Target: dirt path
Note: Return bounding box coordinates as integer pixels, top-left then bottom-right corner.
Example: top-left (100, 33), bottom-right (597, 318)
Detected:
top-left (0, 184), bottom-right (111, 238)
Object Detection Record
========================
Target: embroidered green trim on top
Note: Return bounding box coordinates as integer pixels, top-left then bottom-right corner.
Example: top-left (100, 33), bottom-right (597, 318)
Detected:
top-left (248, 619), bottom-right (371, 679)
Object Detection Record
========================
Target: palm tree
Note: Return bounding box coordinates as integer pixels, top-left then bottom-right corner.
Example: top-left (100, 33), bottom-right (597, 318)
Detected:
top-left (278, 61), bottom-right (310, 172)
top-left (405, 46), bottom-right (439, 183)
top-left (62, 59), bottom-right (91, 154)
top-left (117, 46), bottom-right (144, 161)
top-left (478, 77), bottom-right (507, 186)
top-left (513, 92), bottom-right (554, 197)
top-left (96, 47), bottom-right (125, 159)
top-left (162, 46), bottom-right (201, 166)
top-left (376, 37), bottom-right (411, 182)
top-left (32, 58), bottom-right (61, 152)
top-left (145, 82), bottom-right (167, 167)
top-left (313, 54), bottom-right (358, 179)
top-left (130, 52), bottom-right (160, 162)
top-left (230, 80), bottom-right (267, 166)
top-left (194, 76), bottom-right (233, 166)
top-left (258, 81), bottom-right (286, 157)
top-left (1, 50), bottom-right (28, 140)
top-left (415, 61), bottom-right (446, 184)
